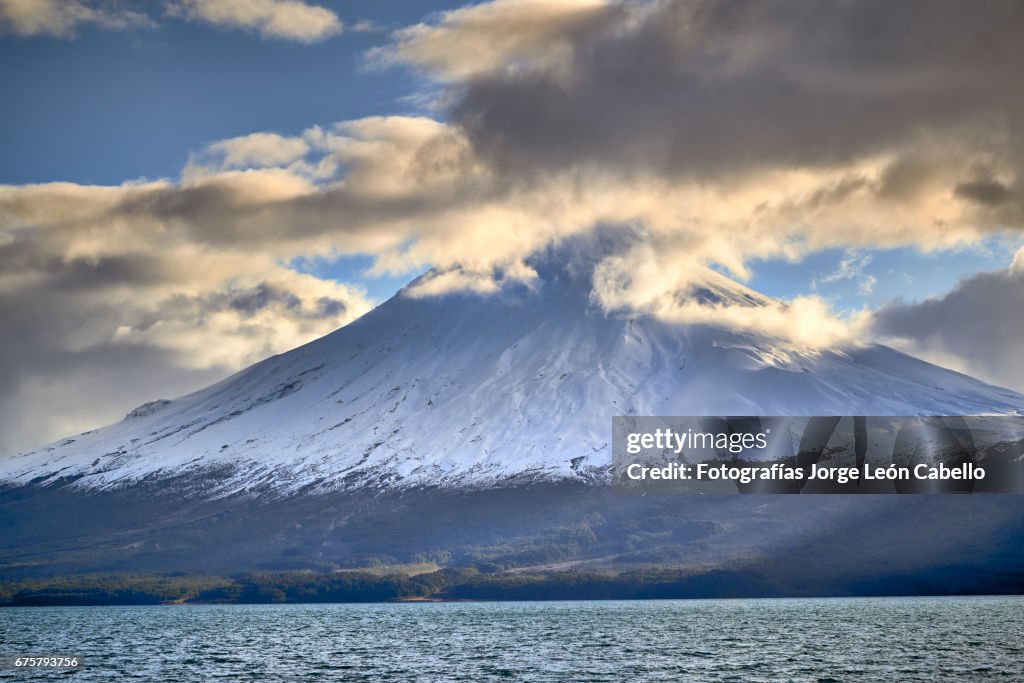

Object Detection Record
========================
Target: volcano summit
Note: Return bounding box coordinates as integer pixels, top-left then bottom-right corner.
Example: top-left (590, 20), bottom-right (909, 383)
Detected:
top-left (2, 258), bottom-right (1023, 586)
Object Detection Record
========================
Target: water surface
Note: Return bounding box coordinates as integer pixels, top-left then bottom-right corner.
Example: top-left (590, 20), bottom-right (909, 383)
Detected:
top-left (2, 596), bottom-right (1022, 681)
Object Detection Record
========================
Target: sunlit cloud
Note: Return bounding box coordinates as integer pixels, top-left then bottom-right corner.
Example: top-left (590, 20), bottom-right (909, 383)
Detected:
top-left (0, 0), bottom-right (343, 41)
top-left (370, 0), bottom-right (615, 79)
top-left (172, 0), bottom-right (342, 42)
top-left (0, 0), bottom-right (151, 37)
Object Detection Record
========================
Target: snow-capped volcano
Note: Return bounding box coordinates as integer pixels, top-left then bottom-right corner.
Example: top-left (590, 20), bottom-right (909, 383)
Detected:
top-left (3, 260), bottom-right (1022, 494)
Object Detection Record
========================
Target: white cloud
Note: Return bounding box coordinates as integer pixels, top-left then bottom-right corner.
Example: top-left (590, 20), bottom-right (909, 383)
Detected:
top-left (0, 0), bottom-right (151, 37)
top-left (0, 163), bottom-right (375, 454)
top-left (202, 132), bottom-right (312, 170)
top-left (668, 296), bottom-right (871, 351)
top-left (1, 0), bottom-right (344, 41)
top-left (405, 262), bottom-right (540, 299)
top-left (813, 252), bottom-right (877, 296)
top-left (3, 116), bottom-right (1017, 309)
top-left (350, 19), bottom-right (384, 34)
top-left (370, 0), bottom-right (614, 79)
top-left (174, 0), bottom-right (341, 42)
top-left (589, 244), bottom-right (870, 350)
top-left (4, 116), bottom-right (1016, 321)
top-left (108, 270), bottom-right (371, 370)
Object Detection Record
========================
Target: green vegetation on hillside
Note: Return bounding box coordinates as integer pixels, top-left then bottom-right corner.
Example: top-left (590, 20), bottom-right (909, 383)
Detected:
top-left (3, 560), bottom-right (1020, 606)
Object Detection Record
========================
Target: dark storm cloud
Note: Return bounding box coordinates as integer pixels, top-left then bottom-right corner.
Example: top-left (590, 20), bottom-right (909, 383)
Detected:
top-left (313, 297), bottom-right (347, 317)
top-left (875, 155), bottom-right (943, 201)
top-left (224, 284), bottom-right (302, 314)
top-left (955, 179), bottom-right (1014, 207)
top-left (0, 276), bottom-right (361, 455)
top-left (0, 284), bottom-right (218, 454)
top-left (450, 0), bottom-right (1024, 181)
top-left (873, 260), bottom-right (1024, 391)
top-left (161, 286), bottom-right (346, 323)
top-left (0, 246), bottom-right (174, 291)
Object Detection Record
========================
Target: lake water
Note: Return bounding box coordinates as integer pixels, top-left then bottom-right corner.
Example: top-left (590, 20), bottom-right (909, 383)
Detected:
top-left (2, 596), bottom-right (1023, 681)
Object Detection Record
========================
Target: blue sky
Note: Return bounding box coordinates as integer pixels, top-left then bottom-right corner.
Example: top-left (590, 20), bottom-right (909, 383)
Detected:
top-left (0, 2), bottom-right (434, 186)
top-left (745, 242), bottom-right (1018, 315)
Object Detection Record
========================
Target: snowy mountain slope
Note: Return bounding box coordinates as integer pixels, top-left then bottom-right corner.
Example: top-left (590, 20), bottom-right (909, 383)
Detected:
top-left (3, 262), bottom-right (1023, 495)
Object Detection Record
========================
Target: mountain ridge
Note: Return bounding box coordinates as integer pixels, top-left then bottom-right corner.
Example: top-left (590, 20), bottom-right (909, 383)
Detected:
top-left (2, 260), bottom-right (1022, 495)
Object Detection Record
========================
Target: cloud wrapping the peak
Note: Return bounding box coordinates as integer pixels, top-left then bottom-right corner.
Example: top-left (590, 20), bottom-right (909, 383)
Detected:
top-left (369, 0), bottom-right (1024, 370)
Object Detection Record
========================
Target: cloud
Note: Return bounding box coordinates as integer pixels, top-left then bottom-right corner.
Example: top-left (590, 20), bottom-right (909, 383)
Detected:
top-left (406, 261), bottom-right (541, 299)
top-left (1014, 245), bottom-right (1024, 274)
top-left (430, 0), bottom-right (1024, 185)
top-left (955, 179), bottom-right (1014, 207)
top-left (350, 20), bottom-right (385, 34)
top-left (667, 295), bottom-right (870, 351)
top-left (1, 118), bottom-right (1014, 393)
top-left (0, 166), bottom-right (375, 454)
top-left (107, 271), bottom-right (368, 370)
top-left (0, 0), bottom-right (151, 37)
top-left (173, 0), bottom-right (341, 42)
top-left (202, 132), bottom-right (312, 170)
top-left (371, 0), bottom-right (615, 80)
top-left (0, 346), bottom-right (227, 461)
top-left (872, 249), bottom-right (1024, 392)
top-left (1, 0), bottom-right (343, 42)
top-left (813, 251), bottom-right (877, 296)
top-left (364, 0), bottom-right (1024, 318)
top-left (588, 242), bottom-right (870, 349)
